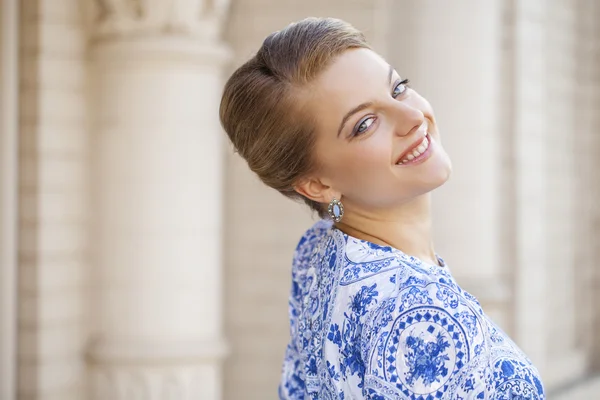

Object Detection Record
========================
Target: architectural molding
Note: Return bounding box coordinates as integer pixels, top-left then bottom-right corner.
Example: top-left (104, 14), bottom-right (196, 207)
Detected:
top-left (89, 0), bottom-right (230, 41)
top-left (89, 34), bottom-right (231, 66)
top-left (90, 365), bottom-right (220, 400)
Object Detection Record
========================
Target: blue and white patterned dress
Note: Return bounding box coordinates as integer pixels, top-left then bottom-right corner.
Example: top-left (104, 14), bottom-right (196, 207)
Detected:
top-left (279, 220), bottom-right (545, 400)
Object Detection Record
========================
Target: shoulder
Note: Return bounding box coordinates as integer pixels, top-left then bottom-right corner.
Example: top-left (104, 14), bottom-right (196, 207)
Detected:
top-left (288, 219), bottom-right (339, 310)
top-left (292, 219), bottom-right (334, 267)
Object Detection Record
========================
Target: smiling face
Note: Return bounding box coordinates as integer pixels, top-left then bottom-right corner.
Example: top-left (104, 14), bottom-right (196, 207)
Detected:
top-left (297, 48), bottom-right (452, 215)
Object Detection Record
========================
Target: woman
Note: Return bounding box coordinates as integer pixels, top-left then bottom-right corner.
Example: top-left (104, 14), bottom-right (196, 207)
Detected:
top-left (220, 17), bottom-right (545, 400)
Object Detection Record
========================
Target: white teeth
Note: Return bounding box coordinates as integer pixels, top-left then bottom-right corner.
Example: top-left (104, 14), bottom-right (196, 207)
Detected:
top-left (397, 135), bottom-right (431, 165)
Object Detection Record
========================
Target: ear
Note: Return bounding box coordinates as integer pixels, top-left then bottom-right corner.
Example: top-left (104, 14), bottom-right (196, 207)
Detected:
top-left (294, 177), bottom-right (340, 205)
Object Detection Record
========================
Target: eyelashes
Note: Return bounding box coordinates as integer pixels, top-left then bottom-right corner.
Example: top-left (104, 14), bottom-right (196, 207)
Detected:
top-left (350, 78), bottom-right (411, 138)
top-left (392, 78), bottom-right (410, 98)
top-left (354, 116), bottom-right (376, 136)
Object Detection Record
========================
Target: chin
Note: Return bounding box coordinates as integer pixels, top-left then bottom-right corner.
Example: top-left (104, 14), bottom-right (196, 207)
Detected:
top-left (427, 173), bottom-right (451, 194)
top-left (436, 166), bottom-right (452, 187)
top-left (425, 158), bottom-right (452, 192)
top-left (432, 142), bottom-right (452, 177)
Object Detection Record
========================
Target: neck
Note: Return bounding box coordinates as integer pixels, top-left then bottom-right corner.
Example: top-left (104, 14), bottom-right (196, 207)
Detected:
top-left (335, 194), bottom-right (438, 266)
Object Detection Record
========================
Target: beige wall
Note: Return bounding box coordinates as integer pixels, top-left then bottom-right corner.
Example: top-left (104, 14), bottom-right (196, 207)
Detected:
top-left (17, 0), bottom-right (89, 398)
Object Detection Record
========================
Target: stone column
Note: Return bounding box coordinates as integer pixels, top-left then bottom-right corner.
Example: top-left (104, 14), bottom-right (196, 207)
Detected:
top-left (541, 0), bottom-right (587, 388)
top-left (86, 1), bottom-right (230, 399)
top-left (510, 0), bottom-right (549, 376)
top-left (573, 0), bottom-right (600, 371)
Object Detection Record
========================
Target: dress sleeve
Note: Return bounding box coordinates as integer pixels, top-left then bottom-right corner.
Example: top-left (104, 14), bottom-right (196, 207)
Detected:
top-left (279, 229), bottom-right (318, 399)
top-left (279, 341), bottom-right (304, 399)
top-left (278, 276), bottom-right (306, 400)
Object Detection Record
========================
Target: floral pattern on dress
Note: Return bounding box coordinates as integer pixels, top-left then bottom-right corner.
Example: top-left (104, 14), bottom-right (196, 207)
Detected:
top-left (279, 220), bottom-right (545, 400)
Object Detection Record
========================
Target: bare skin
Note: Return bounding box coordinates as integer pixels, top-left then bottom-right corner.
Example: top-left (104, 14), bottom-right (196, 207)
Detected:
top-left (295, 48), bottom-right (452, 266)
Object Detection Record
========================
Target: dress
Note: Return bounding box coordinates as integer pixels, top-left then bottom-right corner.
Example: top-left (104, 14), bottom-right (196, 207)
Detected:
top-left (279, 220), bottom-right (545, 400)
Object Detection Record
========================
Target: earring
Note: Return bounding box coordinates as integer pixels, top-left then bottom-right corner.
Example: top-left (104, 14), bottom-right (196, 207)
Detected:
top-left (327, 198), bottom-right (344, 222)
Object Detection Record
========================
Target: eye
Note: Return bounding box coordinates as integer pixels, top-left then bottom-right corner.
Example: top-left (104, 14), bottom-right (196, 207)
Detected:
top-left (392, 78), bottom-right (410, 98)
top-left (353, 116), bottom-right (376, 136)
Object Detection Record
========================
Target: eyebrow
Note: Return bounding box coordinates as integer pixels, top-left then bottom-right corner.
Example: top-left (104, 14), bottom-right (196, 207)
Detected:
top-left (337, 64), bottom-right (396, 137)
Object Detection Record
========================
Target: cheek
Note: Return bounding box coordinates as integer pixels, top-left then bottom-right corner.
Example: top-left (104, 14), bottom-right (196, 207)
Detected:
top-left (331, 140), bottom-right (391, 187)
top-left (351, 143), bottom-right (386, 166)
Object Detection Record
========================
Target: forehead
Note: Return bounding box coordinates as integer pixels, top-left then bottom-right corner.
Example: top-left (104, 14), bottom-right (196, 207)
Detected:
top-left (312, 48), bottom-right (389, 96)
top-left (306, 48), bottom-right (390, 128)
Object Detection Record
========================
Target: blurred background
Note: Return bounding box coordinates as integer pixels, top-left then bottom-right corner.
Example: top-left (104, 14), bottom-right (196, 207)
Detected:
top-left (0, 0), bottom-right (599, 399)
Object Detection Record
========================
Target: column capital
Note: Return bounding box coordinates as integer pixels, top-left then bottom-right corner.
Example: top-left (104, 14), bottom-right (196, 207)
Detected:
top-left (89, 0), bottom-right (230, 42)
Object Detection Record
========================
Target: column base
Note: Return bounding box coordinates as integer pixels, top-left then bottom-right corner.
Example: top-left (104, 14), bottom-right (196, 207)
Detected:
top-left (90, 363), bottom-right (221, 400)
top-left (88, 338), bottom-right (228, 400)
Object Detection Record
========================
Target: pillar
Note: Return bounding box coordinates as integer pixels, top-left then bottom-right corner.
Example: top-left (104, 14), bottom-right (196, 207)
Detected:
top-left (573, 0), bottom-right (600, 371)
top-left (541, 0), bottom-right (587, 388)
top-left (86, 1), bottom-right (230, 399)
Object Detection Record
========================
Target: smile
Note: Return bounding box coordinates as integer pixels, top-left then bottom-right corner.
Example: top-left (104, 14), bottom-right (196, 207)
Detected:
top-left (396, 133), bottom-right (433, 165)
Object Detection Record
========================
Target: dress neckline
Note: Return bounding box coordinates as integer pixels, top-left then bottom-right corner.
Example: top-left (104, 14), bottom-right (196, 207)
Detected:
top-left (330, 223), bottom-right (446, 269)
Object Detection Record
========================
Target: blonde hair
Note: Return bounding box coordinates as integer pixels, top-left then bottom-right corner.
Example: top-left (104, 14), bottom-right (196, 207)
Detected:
top-left (219, 17), bottom-right (370, 217)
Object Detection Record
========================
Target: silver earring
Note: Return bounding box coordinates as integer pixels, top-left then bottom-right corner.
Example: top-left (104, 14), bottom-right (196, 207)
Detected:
top-left (327, 198), bottom-right (344, 222)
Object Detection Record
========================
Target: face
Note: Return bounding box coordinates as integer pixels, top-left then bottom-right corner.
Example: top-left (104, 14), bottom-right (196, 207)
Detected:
top-left (300, 48), bottom-right (452, 213)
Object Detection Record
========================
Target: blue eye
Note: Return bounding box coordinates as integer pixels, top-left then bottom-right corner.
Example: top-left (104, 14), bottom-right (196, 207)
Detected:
top-left (353, 116), bottom-right (376, 136)
top-left (393, 78), bottom-right (410, 98)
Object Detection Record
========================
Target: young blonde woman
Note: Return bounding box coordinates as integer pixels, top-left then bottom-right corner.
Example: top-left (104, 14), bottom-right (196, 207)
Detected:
top-left (220, 17), bottom-right (545, 400)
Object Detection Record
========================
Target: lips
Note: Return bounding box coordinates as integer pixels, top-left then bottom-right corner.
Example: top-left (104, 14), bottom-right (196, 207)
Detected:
top-left (395, 134), bottom-right (431, 165)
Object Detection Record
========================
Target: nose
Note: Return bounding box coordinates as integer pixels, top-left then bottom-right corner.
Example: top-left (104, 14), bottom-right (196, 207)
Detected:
top-left (391, 101), bottom-right (425, 137)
